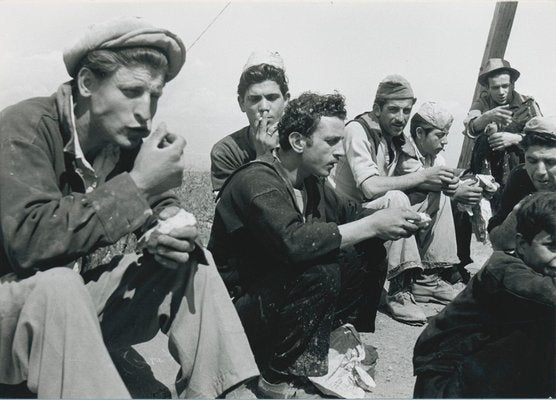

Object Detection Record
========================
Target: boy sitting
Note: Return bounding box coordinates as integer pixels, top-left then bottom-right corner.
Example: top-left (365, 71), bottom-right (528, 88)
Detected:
top-left (413, 192), bottom-right (555, 398)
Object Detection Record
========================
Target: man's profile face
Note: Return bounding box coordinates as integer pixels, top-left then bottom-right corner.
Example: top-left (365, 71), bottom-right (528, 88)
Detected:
top-left (525, 145), bottom-right (556, 192)
top-left (238, 80), bottom-right (288, 131)
top-left (487, 73), bottom-right (513, 105)
top-left (375, 99), bottom-right (414, 137)
top-left (86, 64), bottom-right (166, 150)
top-left (416, 127), bottom-right (448, 157)
top-left (301, 116), bottom-right (345, 178)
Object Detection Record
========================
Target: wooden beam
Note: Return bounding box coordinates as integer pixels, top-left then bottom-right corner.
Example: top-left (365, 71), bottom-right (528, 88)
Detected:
top-left (457, 1), bottom-right (518, 169)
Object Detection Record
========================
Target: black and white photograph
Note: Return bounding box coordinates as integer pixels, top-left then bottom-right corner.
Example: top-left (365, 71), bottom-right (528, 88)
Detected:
top-left (0, 0), bottom-right (555, 398)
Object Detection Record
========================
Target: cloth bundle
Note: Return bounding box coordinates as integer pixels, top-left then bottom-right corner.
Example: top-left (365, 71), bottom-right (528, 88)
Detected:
top-left (457, 174), bottom-right (499, 243)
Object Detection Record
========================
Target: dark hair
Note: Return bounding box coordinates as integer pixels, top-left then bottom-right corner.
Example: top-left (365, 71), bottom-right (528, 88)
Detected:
top-left (278, 92), bottom-right (346, 150)
top-left (373, 97), bottom-right (417, 111)
top-left (485, 70), bottom-right (516, 87)
top-left (516, 192), bottom-right (556, 243)
top-left (374, 97), bottom-right (387, 109)
top-left (409, 113), bottom-right (437, 139)
top-left (522, 131), bottom-right (556, 150)
top-left (76, 47), bottom-right (169, 80)
top-left (237, 64), bottom-right (289, 99)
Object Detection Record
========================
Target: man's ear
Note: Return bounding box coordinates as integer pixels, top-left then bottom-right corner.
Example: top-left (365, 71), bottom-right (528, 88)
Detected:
top-left (238, 95), bottom-right (246, 113)
top-left (76, 67), bottom-right (97, 98)
top-left (284, 92), bottom-right (291, 105)
top-left (515, 233), bottom-right (526, 256)
top-left (415, 126), bottom-right (425, 141)
top-left (289, 132), bottom-right (306, 154)
top-left (372, 103), bottom-right (381, 117)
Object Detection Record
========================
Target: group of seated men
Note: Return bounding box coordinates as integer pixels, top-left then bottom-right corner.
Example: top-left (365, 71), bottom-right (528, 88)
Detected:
top-left (0, 17), bottom-right (554, 399)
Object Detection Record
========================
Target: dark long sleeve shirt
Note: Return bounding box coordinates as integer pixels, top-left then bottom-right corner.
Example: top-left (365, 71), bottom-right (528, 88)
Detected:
top-left (208, 153), bottom-right (385, 291)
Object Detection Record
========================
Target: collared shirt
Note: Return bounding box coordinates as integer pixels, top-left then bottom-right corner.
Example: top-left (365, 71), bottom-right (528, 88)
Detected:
top-left (463, 89), bottom-right (533, 138)
top-left (0, 83), bottom-right (174, 277)
top-left (63, 96), bottom-right (120, 193)
top-left (332, 112), bottom-right (401, 203)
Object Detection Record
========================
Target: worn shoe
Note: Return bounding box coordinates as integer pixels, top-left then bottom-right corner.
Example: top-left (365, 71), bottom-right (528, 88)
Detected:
top-left (412, 273), bottom-right (457, 305)
top-left (385, 290), bottom-right (427, 326)
top-left (257, 376), bottom-right (323, 399)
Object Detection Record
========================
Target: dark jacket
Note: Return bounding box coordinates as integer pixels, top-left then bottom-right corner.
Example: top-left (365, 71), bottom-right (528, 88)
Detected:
top-left (210, 126), bottom-right (255, 192)
top-left (208, 152), bottom-right (385, 292)
top-left (413, 251), bottom-right (555, 376)
top-left (487, 164), bottom-right (536, 233)
top-left (0, 83), bottom-right (178, 277)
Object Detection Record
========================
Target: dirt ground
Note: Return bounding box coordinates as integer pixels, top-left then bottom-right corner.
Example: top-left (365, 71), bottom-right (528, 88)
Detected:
top-left (122, 239), bottom-right (493, 399)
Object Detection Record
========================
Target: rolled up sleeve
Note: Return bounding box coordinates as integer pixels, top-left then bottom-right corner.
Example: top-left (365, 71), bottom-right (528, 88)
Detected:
top-left (344, 123), bottom-right (380, 189)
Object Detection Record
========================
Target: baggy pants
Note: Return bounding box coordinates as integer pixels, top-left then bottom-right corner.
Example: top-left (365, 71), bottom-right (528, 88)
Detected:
top-left (364, 190), bottom-right (460, 280)
top-left (234, 247), bottom-right (387, 378)
top-left (0, 251), bottom-right (259, 398)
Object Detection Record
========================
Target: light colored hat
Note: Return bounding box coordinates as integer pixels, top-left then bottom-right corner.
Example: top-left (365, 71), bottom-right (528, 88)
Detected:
top-left (63, 16), bottom-right (186, 81)
top-left (375, 74), bottom-right (415, 102)
top-left (478, 58), bottom-right (520, 87)
top-left (524, 116), bottom-right (556, 135)
top-left (416, 101), bottom-right (454, 133)
top-left (242, 50), bottom-right (285, 72)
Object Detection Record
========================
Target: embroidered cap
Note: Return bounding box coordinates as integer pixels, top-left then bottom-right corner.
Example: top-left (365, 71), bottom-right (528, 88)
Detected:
top-left (242, 50), bottom-right (285, 72)
top-left (416, 101), bottom-right (454, 133)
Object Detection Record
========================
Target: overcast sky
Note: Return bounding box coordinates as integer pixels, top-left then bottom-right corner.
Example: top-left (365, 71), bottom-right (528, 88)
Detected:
top-left (1, 0), bottom-right (555, 170)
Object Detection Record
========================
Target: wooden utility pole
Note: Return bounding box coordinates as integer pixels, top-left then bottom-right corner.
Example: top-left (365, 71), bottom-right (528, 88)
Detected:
top-left (457, 1), bottom-right (518, 169)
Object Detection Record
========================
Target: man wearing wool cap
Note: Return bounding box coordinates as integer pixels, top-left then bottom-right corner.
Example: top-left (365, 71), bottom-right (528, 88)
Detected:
top-left (332, 77), bottom-right (461, 325)
top-left (210, 50), bottom-right (290, 193)
top-left (0, 17), bottom-right (257, 398)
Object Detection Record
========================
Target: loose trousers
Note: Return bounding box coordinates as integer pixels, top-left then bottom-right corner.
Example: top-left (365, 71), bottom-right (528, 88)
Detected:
top-left (234, 247), bottom-right (387, 379)
top-left (0, 251), bottom-right (259, 398)
top-left (364, 190), bottom-right (460, 280)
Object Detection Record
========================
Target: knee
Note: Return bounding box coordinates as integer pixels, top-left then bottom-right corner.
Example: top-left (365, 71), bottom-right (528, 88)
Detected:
top-left (300, 264), bottom-right (341, 300)
top-left (384, 190), bottom-right (410, 207)
top-left (33, 268), bottom-right (86, 299)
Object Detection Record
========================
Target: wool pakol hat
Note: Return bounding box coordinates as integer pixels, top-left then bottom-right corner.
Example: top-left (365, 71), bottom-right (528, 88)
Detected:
top-left (63, 16), bottom-right (186, 81)
top-left (375, 74), bottom-right (415, 102)
top-left (478, 58), bottom-right (520, 87)
top-left (416, 101), bottom-right (454, 134)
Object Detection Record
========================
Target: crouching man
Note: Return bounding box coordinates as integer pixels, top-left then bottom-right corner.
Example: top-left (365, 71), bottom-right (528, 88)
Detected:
top-left (0, 17), bottom-right (257, 398)
top-left (395, 102), bottom-right (484, 285)
top-left (413, 192), bottom-right (555, 398)
top-left (208, 92), bottom-right (422, 398)
top-left (332, 76), bottom-right (459, 325)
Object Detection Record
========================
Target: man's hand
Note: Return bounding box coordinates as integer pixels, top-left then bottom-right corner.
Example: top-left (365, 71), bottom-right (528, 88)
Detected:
top-left (452, 181), bottom-right (483, 205)
top-left (366, 208), bottom-right (421, 241)
top-left (147, 206), bottom-right (199, 270)
top-left (418, 166), bottom-right (456, 191)
top-left (129, 123), bottom-right (186, 201)
top-left (485, 105), bottom-right (513, 126)
top-left (253, 111), bottom-right (279, 157)
top-left (442, 175), bottom-right (460, 197)
top-left (488, 131), bottom-right (523, 151)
